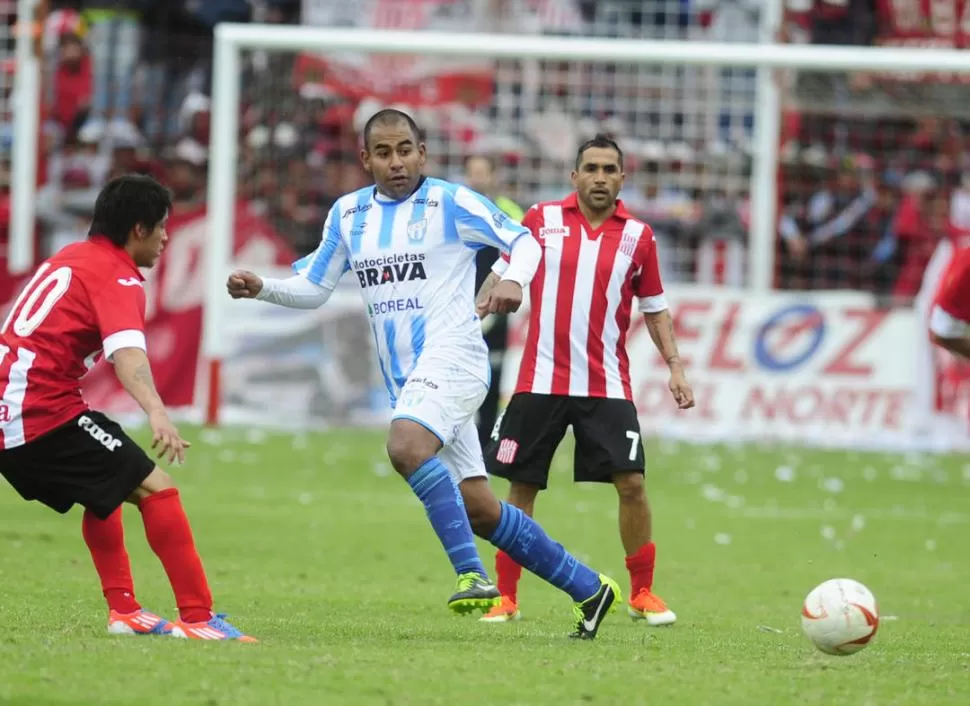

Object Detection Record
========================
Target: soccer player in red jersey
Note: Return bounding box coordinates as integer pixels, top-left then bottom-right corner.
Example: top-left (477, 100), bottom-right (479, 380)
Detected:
top-left (476, 135), bottom-right (694, 625)
top-left (0, 175), bottom-right (254, 642)
top-left (930, 246), bottom-right (970, 360)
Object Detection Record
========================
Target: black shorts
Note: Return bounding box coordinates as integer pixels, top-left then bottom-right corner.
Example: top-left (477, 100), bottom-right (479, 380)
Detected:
top-left (486, 393), bottom-right (644, 490)
top-left (0, 411), bottom-right (155, 520)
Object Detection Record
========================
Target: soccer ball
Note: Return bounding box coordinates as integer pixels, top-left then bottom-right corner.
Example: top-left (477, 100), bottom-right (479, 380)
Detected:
top-left (800, 578), bottom-right (879, 656)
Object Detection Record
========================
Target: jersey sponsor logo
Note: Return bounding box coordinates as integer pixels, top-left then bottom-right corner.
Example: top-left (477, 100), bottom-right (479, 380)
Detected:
top-left (0, 404), bottom-right (9, 424)
top-left (354, 253), bottom-right (428, 288)
top-left (78, 415), bottom-right (123, 452)
top-left (407, 219), bottom-right (428, 243)
top-left (495, 438), bottom-right (518, 464)
top-left (117, 277), bottom-right (143, 287)
top-left (409, 376), bottom-right (438, 390)
top-left (413, 198), bottom-right (439, 208)
top-left (368, 298), bottom-right (424, 317)
top-left (538, 227), bottom-right (568, 240)
top-left (492, 211), bottom-right (509, 228)
top-left (342, 203), bottom-right (373, 219)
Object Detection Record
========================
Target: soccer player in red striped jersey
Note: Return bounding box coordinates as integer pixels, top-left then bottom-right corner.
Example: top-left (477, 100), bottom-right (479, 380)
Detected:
top-left (930, 246), bottom-right (970, 360)
top-left (0, 175), bottom-right (254, 642)
top-left (476, 134), bottom-right (695, 625)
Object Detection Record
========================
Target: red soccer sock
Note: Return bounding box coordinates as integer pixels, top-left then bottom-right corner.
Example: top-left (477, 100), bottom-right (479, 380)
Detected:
top-left (138, 488), bottom-right (213, 624)
top-left (495, 550), bottom-right (523, 602)
top-left (625, 542), bottom-right (657, 597)
top-left (82, 508), bottom-right (141, 614)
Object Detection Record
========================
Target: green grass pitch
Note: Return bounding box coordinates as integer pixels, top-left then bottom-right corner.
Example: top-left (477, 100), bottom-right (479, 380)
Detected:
top-left (0, 426), bottom-right (968, 706)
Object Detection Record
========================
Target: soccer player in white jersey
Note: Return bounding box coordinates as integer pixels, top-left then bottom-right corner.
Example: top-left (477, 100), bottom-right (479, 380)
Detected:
top-left (227, 109), bottom-right (620, 639)
top-left (477, 134), bottom-right (694, 626)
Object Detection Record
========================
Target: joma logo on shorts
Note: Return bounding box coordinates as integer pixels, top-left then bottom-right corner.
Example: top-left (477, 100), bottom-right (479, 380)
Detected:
top-left (78, 415), bottom-right (122, 452)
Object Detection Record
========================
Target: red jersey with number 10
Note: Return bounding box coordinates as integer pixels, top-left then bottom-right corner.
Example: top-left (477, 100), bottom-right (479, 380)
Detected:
top-left (495, 194), bottom-right (667, 401)
top-left (0, 236), bottom-right (148, 449)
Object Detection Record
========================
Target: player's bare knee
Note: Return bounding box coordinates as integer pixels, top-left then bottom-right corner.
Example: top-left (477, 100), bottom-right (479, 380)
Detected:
top-left (385, 437), bottom-right (427, 475)
top-left (127, 467), bottom-right (175, 503)
top-left (614, 472), bottom-right (645, 504)
top-left (460, 478), bottom-right (502, 537)
top-left (386, 421), bottom-right (441, 476)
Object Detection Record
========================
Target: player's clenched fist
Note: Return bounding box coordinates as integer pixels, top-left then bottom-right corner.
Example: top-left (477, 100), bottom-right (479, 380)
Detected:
top-left (479, 279), bottom-right (523, 315)
top-left (669, 370), bottom-right (695, 410)
top-left (227, 270), bottom-right (263, 299)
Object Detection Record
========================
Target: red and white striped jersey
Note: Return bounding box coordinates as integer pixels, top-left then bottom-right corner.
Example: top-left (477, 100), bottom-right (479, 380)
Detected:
top-left (494, 193), bottom-right (667, 400)
top-left (931, 246), bottom-right (970, 338)
top-left (0, 237), bottom-right (148, 449)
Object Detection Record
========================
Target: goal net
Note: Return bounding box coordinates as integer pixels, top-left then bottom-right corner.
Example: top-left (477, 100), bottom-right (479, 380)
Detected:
top-left (198, 3), bottom-right (970, 450)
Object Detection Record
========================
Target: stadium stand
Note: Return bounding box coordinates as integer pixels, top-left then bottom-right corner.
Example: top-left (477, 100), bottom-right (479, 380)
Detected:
top-left (0, 0), bottom-right (965, 300)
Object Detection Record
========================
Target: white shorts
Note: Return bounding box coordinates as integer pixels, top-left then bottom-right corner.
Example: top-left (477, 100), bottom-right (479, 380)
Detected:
top-left (391, 355), bottom-right (489, 484)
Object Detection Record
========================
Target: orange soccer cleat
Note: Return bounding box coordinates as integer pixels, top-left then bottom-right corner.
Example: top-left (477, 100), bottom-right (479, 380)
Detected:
top-left (170, 613), bottom-right (257, 642)
top-left (479, 596), bottom-right (521, 623)
top-left (628, 589), bottom-right (677, 626)
top-left (107, 608), bottom-right (173, 636)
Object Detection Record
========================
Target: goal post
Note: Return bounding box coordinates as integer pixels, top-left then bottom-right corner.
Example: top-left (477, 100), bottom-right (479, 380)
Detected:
top-left (204, 22), bottom-right (970, 438)
top-left (8, 0), bottom-right (43, 275)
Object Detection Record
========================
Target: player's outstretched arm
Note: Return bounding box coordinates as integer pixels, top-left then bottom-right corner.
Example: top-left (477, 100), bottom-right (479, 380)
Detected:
top-left (227, 270), bottom-right (333, 309)
top-left (642, 309), bottom-right (695, 410)
top-left (231, 202), bottom-right (347, 309)
top-left (112, 347), bottom-right (190, 464)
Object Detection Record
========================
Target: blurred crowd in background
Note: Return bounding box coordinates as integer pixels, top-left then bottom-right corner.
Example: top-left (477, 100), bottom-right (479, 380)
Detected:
top-left (1, 0), bottom-right (969, 302)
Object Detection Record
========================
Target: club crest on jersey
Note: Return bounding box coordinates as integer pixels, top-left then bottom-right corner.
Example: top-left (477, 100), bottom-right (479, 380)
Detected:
top-left (619, 232), bottom-right (639, 257)
top-left (407, 219), bottom-right (428, 243)
top-left (495, 438), bottom-right (519, 464)
top-left (538, 227), bottom-right (568, 241)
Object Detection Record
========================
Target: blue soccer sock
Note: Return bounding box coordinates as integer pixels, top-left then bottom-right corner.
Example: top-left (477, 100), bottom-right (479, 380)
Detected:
top-left (488, 502), bottom-right (601, 603)
top-left (407, 457), bottom-right (488, 578)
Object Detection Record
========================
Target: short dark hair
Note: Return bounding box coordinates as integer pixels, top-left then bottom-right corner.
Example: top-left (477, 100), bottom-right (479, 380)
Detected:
top-left (88, 174), bottom-right (172, 247)
top-left (362, 108), bottom-right (422, 150)
top-left (575, 133), bottom-right (623, 170)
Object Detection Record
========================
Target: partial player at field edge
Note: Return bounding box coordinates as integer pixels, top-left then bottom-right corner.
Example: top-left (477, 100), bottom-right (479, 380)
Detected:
top-left (0, 175), bottom-right (255, 642)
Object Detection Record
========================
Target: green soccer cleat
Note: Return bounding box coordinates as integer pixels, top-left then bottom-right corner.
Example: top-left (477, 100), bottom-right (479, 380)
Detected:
top-left (568, 574), bottom-right (621, 640)
top-left (447, 572), bottom-right (501, 615)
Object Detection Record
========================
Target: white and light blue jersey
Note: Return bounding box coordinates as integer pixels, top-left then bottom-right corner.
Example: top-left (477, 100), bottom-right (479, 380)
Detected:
top-left (292, 177), bottom-right (528, 406)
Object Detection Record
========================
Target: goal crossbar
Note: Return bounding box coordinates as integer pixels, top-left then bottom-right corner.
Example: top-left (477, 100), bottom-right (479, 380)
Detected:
top-left (203, 23), bottom-right (970, 425)
top-left (214, 23), bottom-right (970, 72)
